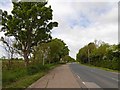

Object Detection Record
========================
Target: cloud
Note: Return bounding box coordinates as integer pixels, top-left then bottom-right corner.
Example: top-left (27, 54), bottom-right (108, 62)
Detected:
top-left (49, 1), bottom-right (118, 58)
top-left (0, 0), bottom-right (118, 59)
top-left (0, 0), bottom-right (13, 14)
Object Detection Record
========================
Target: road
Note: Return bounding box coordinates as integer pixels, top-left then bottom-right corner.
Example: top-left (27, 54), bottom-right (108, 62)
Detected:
top-left (69, 63), bottom-right (119, 88)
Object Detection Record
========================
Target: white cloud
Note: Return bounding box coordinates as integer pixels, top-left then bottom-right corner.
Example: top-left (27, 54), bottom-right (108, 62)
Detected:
top-left (49, 1), bottom-right (118, 59)
top-left (0, 0), bottom-right (13, 14)
top-left (0, 0), bottom-right (118, 59)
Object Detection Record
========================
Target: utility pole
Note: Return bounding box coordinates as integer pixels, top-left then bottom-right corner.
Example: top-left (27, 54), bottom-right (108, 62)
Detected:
top-left (41, 50), bottom-right (44, 66)
top-left (42, 46), bottom-right (49, 65)
top-left (88, 48), bottom-right (90, 64)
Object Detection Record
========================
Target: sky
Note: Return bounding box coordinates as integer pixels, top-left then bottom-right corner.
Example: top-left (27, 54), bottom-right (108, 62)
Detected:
top-left (0, 0), bottom-right (119, 59)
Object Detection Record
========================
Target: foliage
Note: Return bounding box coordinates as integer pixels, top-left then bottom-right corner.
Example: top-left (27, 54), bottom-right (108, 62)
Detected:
top-left (77, 41), bottom-right (119, 71)
top-left (1, 1), bottom-right (58, 65)
top-left (62, 55), bottom-right (75, 63)
top-left (33, 38), bottom-right (69, 64)
top-left (2, 59), bottom-right (58, 88)
top-left (27, 64), bottom-right (49, 75)
top-left (2, 68), bottom-right (27, 86)
top-left (76, 42), bottom-right (96, 63)
top-left (4, 71), bottom-right (46, 88)
top-left (0, 37), bottom-right (15, 59)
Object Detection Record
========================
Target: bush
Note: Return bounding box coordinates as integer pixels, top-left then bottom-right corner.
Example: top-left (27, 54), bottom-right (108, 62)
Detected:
top-left (2, 59), bottom-right (57, 87)
top-left (27, 64), bottom-right (49, 75)
top-left (2, 68), bottom-right (27, 86)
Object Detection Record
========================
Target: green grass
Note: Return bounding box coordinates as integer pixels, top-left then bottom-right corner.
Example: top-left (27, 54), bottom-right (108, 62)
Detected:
top-left (5, 71), bottom-right (46, 88)
top-left (79, 63), bottom-right (119, 73)
top-left (2, 63), bottom-right (60, 88)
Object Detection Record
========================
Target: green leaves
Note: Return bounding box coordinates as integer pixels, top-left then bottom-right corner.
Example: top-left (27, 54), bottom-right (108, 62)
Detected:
top-left (77, 41), bottom-right (119, 70)
top-left (1, 1), bottom-right (58, 62)
top-left (3, 11), bottom-right (8, 16)
top-left (33, 38), bottom-right (69, 64)
top-left (7, 15), bottom-right (12, 20)
top-left (47, 22), bottom-right (58, 30)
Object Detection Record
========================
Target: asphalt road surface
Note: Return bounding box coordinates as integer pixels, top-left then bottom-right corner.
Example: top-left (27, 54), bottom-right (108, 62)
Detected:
top-left (69, 63), bottom-right (119, 88)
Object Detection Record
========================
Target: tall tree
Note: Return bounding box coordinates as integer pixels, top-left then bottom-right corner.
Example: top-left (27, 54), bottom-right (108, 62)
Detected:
top-left (77, 42), bottom-right (96, 64)
top-left (33, 38), bottom-right (69, 64)
top-left (48, 39), bottom-right (69, 63)
top-left (0, 36), bottom-right (16, 67)
top-left (1, 1), bottom-right (58, 66)
top-left (0, 36), bottom-right (17, 59)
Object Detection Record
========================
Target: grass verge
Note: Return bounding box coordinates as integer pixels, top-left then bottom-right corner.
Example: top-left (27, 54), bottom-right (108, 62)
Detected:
top-left (2, 63), bottom-right (60, 88)
top-left (79, 63), bottom-right (119, 73)
top-left (5, 71), bottom-right (46, 88)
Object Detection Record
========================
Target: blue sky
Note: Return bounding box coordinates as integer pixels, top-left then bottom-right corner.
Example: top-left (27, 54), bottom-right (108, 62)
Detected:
top-left (79, 14), bottom-right (91, 28)
top-left (0, 0), bottom-right (119, 59)
top-left (67, 13), bottom-right (91, 28)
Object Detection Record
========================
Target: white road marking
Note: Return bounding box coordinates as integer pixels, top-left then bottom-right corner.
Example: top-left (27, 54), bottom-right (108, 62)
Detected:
top-left (77, 75), bottom-right (80, 79)
top-left (90, 69), bottom-right (119, 82)
top-left (83, 82), bottom-right (85, 85)
top-left (111, 78), bottom-right (119, 82)
top-left (84, 82), bottom-right (101, 88)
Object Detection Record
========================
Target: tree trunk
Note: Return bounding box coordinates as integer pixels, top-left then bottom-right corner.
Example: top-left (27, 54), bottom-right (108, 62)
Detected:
top-left (49, 60), bottom-right (51, 64)
top-left (43, 58), bottom-right (45, 66)
top-left (8, 60), bottom-right (11, 69)
top-left (23, 50), bottom-right (29, 67)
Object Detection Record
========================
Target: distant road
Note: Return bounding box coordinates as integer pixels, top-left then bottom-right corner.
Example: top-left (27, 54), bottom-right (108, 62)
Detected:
top-left (69, 63), bottom-right (119, 88)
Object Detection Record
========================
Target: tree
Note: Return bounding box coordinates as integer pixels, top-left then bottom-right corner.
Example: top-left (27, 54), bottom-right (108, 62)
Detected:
top-left (0, 37), bottom-right (15, 59)
top-left (48, 38), bottom-right (69, 63)
top-left (33, 43), bottom-right (50, 65)
top-left (1, 1), bottom-right (58, 66)
top-left (62, 55), bottom-right (75, 63)
top-left (0, 36), bottom-right (16, 68)
top-left (87, 42), bottom-right (96, 63)
top-left (0, 9), bottom-right (2, 25)
top-left (77, 41), bottom-right (119, 70)
top-left (33, 38), bottom-right (69, 64)
top-left (76, 46), bottom-right (88, 63)
top-left (76, 42), bottom-right (96, 64)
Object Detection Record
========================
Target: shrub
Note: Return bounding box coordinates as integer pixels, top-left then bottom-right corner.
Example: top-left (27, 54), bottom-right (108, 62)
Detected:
top-left (2, 68), bottom-right (27, 86)
top-left (27, 64), bottom-right (49, 75)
